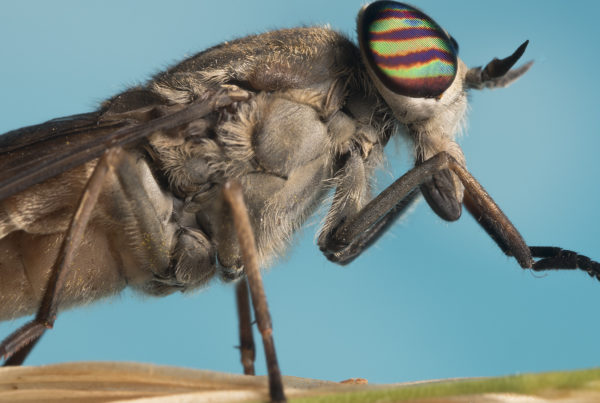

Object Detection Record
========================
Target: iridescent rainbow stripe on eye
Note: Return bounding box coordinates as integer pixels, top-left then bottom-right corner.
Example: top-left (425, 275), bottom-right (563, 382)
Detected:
top-left (360, 1), bottom-right (458, 98)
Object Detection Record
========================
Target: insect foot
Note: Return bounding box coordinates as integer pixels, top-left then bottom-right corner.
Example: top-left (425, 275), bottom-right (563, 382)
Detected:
top-left (530, 247), bottom-right (600, 281)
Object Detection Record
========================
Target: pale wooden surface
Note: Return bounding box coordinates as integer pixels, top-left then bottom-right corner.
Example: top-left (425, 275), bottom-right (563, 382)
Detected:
top-left (0, 361), bottom-right (343, 402)
top-left (1, 362), bottom-right (600, 402)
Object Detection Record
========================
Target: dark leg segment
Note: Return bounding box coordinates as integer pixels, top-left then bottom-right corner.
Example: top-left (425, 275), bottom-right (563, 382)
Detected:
top-left (530, 247), bottom-right (600, 279)
top-left (324, 152), bottom-right (532, 267)
top-left (3, 336), bottom-right (41, 366)
top-left (463, 192), bottom-right (513, 256)
top-left (222, 181), bottom-right (286, 403)
top-left (464, 191), bottom-right (600, 279)
top-left (235, 278), bottom-right (256, 375)
top-left (322, 188), bottom-right (420, 265)
top-left (322, 151), bottom-right (600, 279)
top-left (0, 148), bottom-right (122, 364)
top-left (448, 158), bottom-right (533, 268)
top-left (321, 154), bottom-right (448, 264)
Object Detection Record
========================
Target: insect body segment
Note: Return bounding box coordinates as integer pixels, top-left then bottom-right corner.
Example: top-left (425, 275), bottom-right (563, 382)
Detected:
top-left (360, 1), bottom-right (458, 98)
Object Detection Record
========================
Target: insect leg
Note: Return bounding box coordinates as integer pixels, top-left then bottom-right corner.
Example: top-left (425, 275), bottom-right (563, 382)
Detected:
top-left (321, 152), bottom-right (600, 277)
top-left (321, 187), bottom-right (420, 265)
top-left (3, 337), bottom-right (40, 366)
top-left (464, 193), bottom-right (600, 279)
top-left (222, 181), bottom-right (286, 403)
top-left (112, 152), bottom-right (170, 275)
top-left (321, 152), bottom-right (458, 264)
top-left (0, 148), bottom-right (122, 365)
top-left (235, 278), bottom-right (256, 375)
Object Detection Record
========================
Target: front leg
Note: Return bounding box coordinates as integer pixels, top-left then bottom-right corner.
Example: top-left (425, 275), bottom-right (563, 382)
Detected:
top-left (464, 193), bottom-right (600, 278)
top-left (320, 152), bottom-right (600, 279)
top-left (318, 149), bottom-right (420, 264)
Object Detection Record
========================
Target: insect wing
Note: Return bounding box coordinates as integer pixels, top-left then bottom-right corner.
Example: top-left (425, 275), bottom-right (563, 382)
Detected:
top-left (0, 112), bottom-right (124, 200)
top-left (0, 94), bottom-right (234, 201)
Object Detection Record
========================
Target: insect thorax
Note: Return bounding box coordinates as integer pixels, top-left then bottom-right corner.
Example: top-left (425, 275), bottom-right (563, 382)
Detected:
top-left (143, 27), bottom-right (395, 274)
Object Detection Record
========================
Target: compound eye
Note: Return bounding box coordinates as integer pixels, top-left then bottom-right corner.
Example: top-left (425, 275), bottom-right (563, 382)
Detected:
top-left (359, 1), bottom-right (458, 98)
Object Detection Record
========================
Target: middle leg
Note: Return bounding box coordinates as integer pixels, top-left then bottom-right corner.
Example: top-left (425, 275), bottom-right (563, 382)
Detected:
top-left (235, 277), bottom-right (256, 375)
top-left (223, 180), bottom-right (286, 403)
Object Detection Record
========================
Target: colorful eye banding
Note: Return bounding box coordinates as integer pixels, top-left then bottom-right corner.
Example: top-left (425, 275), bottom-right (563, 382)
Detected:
top-left (359, 1), bottom-right (458, 98)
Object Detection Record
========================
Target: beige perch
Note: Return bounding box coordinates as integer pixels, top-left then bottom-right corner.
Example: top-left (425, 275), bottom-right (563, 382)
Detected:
top-left (1, 362), bottom-right (600, 402)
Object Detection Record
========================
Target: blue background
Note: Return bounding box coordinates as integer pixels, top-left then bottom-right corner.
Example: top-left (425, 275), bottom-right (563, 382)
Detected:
top-left (1, 0), bottom-right (599, 384)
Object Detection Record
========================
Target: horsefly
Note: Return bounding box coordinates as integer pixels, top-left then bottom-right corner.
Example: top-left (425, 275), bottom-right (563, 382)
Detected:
top-left (0, 2), bottom-right (597, 402)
